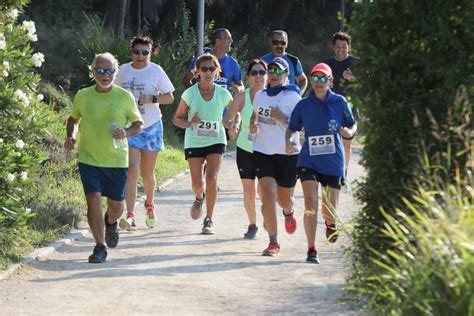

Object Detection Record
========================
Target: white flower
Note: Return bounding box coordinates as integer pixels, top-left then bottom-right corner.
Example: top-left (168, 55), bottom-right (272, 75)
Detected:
top-left (3, 61), bottom-right (9, 71)
top-left (28, 33), bottom-right (38, 42)
top-left (2, 70), bottom-right (8, 77)
top-left (8, 9), bottom-right (19, 19)
top-left (25, 207), bottom-right (31, 213)
top-left (7, 173), bottom-right (15, 182)
top-left (32, 53), bottom-right (45, 67)
top-left (0, 33), bottom-right (5, 50)
top-left (0, 138), bottom-right (3, 143)
top-left (21, 21), bottom-right (36, 35)
top-left (16, 139), bottom-right (25, 149)
top-left (37, 94), bottom-right (44, 101)
top-left (20, 171), bottom-right (28, 180)
top-left (14, 89), bottom-right (30, 106)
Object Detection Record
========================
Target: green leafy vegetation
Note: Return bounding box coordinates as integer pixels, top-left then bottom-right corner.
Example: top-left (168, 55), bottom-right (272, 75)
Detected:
top-left (346, 0), bottom-right (473, 313)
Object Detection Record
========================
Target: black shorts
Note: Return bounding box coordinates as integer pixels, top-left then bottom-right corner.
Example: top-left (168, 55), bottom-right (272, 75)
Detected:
top-left (236, 147), bottom-right (257, 180)
top-left (253, 151), bottom-right (298, 188)
top-left (185, 143), bottom-right (226, 159)
top-left (297, 167), bottom-right (342, 190)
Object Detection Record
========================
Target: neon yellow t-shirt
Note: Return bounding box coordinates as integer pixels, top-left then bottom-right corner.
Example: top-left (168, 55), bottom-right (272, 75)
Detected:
top-left (182, 84), bottom-right (232, 149)
top-left (71, 85), bottom-right (141, 168)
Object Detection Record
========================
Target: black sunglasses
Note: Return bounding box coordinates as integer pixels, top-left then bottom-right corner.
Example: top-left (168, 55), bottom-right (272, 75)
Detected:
top-left (272, 40), bottom-right (287, 46)
top-left (200, 66), bottom-right (217, 73)
top-left (132, 49), bottom-right (150, 56)
top-left (249, 70), bottom-right (266, 76)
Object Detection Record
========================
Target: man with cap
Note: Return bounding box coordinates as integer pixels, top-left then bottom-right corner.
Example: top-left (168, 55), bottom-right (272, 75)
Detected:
top-left (286, 63), bottom-right (357, 263)
top-left (261, 30), bottom-right (307, 95)
top-left (249, 56), bottom-right (301, 257)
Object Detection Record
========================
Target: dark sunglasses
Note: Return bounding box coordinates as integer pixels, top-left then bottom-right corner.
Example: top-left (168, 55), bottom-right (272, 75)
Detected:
top-left (249, 70), bottom-right (266, 76)
top-left (94, 67), bottom-right (116, 75)
top-left (268, 67), bottom-right (286, 75)
top-left (132, 49), bottom-right (150, 56)
top-left (272, 40), bottom-right (287, 46)
top-left (311, 75), bottom-right (329, 83)
top-left (200, 66), bottom-right (217, 73)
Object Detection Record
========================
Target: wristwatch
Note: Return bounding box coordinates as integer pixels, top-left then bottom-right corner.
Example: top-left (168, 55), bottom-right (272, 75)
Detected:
top-left (152, 95), bottom-right (158, 103)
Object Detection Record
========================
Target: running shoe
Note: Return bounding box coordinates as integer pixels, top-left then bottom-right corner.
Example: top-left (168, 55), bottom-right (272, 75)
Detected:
top-left (88, 244), bottom-right (107, 263)
top-left (262, 241), bottom-right (280, 256)
top-left (190, 194), bottom-right (205, 220)
top-left (201, 217), bottom-right (214, 235)
top-left (243, 224), bottom-right (258, 239)
top-left (119, 211), bottom-right (137, 231)
top-left (306, 247), bottom-right (320, 264)
top-left (283, 210), bottom-right (297, 234)
top-left (145, 201), bottom-right (157, 228)
top-left (104, 212), bottom-right (119, 248)
top-left (326, 222), bottom-right (339, 243)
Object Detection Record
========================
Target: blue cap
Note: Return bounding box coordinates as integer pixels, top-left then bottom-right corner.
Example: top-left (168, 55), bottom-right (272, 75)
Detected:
top-left (268, 57), bottom-right (289, 70)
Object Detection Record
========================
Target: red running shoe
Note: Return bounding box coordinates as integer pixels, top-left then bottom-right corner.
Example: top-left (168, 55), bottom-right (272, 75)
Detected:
top-left (283, 210), bottom-right (297, 234)
top-left (262, 241), bottom-right (280, 256)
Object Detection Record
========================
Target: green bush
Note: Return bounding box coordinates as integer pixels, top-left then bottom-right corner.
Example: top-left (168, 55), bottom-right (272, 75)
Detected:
top-left (347, 0), bottom-right (474, 271)
top-left (0, 1), bottom-right (49, 255)
top-left (347, 171), bottom-right (473, 315)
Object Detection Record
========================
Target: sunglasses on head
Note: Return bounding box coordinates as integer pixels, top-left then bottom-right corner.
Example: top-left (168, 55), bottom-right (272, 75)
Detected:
top-left (268, 67), bottom-right (286, 75)
top-left (94, 67), bottom-right (116, 75)
top-left (200, 66), bottom-right (217, 73)
top-left (132, 49), bottom-right (150, 56)
top-left (272, 40), bottom-right (287, 46)
top-left (311, 75), bottom-right (329, 83)
top-left (249, 70), bottom-right (266, 76)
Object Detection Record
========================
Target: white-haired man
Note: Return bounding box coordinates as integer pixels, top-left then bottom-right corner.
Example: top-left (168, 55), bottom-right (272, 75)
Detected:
top-left (64, 53), bottom-right (143, 263)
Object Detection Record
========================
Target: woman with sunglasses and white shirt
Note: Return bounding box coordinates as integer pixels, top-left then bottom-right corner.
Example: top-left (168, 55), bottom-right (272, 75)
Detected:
top-left (250, 56), bottom-right (302, 257)
top-left (222, 59), bottom-right (268, 239)
top-left (115, 36), bottom-right (175, 231)
top-left (286, 63), bottom-right (357, 264)
top-left (173, 54), bottom-right (233, 235)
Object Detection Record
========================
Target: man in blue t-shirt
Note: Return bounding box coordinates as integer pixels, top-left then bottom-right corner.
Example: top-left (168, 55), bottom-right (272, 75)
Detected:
top-left (261, 30), bottom-right (307, 95)
top-left (182, 28), bottom-right (244, 95)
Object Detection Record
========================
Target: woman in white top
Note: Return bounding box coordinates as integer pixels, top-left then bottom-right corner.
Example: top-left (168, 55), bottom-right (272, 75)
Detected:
top-left (115, 36), bottom-right (175, 230)
top-left (223, 59), bottom-right (268, 239)
top-left (250, 57), bottom-right (302, 256)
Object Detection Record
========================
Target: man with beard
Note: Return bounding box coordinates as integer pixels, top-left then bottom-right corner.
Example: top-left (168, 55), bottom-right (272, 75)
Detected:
top-left (261, 30), bottom-right (307, 96)
top-left (64, 53), bottom-right (143, 263)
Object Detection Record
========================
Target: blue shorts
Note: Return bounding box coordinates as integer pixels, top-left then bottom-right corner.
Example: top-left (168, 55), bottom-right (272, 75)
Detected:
top-left (128, 120), bottom-right (164, 151)
top-left (78, 163), bottom-right (128, 201)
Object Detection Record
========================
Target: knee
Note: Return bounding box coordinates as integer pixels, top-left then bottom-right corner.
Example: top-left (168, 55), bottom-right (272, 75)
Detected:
top-left (304, 208), bottom-right (317, 217)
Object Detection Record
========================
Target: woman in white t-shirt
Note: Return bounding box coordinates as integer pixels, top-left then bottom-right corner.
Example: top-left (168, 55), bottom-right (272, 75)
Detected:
top-left (250, 57), bottom-right (301, 256)
top-left (115, 36), bottom-right (175, 231)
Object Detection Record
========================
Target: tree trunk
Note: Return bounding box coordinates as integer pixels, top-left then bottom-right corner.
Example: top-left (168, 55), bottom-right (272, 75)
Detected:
top-left (264, 0), bottom-right (296, 29)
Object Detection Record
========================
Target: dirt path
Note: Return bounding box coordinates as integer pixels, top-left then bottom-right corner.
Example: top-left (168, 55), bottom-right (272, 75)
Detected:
top-left (0, 149), bottom-right (364, 315)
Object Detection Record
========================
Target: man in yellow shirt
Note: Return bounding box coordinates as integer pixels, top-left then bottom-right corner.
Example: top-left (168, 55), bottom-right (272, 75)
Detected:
top-left (64, 53), bottom-right (143, 263)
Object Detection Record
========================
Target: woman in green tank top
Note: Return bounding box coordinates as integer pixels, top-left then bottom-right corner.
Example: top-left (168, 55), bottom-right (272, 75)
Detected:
top-left (223, 59), bottom-right (268, 239)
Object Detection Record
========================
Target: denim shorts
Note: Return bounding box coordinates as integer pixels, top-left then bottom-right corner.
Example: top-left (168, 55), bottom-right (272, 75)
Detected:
top-left (128, 120), bottom-right (164, 151)
top-left (78, 163), bottom-right (128, 201)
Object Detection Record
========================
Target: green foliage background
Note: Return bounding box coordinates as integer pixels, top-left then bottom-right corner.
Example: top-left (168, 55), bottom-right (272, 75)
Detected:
top-left (347, 0), bottom-right (473, 313)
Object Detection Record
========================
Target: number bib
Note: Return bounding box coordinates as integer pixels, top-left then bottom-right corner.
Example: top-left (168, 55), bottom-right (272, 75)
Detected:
top-left (308, 134), bottom-right (336, 156)
top-left (196, 120), bottom-right (219, 138)
top-left (257, 107), bottom-right (276, 125)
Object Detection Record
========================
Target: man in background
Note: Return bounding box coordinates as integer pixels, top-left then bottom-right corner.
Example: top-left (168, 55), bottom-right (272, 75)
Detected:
top-left (261, 30), bottom-right (307, 95)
